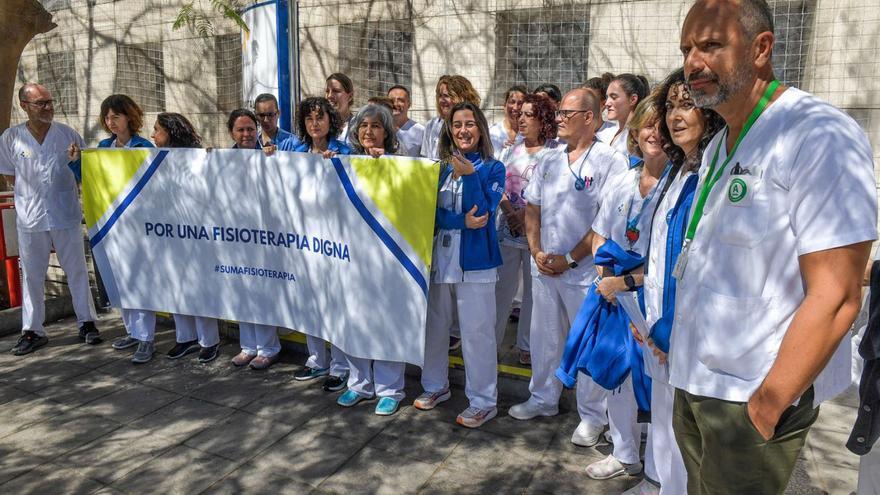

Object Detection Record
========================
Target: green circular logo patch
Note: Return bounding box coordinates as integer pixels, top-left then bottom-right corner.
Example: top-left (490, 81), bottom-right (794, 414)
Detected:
top-left (728, 177), bottom-right (747, 203)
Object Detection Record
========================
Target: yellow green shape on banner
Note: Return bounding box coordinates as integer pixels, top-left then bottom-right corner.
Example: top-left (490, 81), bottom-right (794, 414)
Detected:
top-left (81, 149), bottom-right (152, 229)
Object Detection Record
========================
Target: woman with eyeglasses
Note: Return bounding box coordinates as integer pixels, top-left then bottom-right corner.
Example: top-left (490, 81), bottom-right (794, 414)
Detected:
top-left (604, 74), bottom-right (650, 157)
top-left (415, 101), bottom-right (505, 428)
top-left (493, 93), bottom-right (559, 365)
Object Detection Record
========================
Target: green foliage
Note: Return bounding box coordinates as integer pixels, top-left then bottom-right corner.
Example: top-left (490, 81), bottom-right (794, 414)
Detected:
top-left (173, 0), bottom-right (250, 38)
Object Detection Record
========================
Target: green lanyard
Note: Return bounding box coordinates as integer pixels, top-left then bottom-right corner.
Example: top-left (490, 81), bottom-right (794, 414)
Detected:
top-left (683, 80), bottom-right (780, 243)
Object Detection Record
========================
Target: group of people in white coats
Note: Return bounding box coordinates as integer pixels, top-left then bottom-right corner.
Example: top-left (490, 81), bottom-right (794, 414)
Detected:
top-left (5, 1), bottom-right (878, 493)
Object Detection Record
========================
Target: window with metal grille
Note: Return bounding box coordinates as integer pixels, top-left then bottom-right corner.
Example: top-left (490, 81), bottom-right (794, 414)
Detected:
top-left (494, 6), bottom-right (591, 105)
top-left (39, 0), bottom-right (70, 11)
top-left (338, 20), bottom-right (413, 99)
top-left (37, 51), bottom-right (77, 115)
top-left (771, 0), bottom-right (816, 88)
top-left (215, 33), bottom-right (243, 113)
top-left (115, 42), bottom-right (166, 113)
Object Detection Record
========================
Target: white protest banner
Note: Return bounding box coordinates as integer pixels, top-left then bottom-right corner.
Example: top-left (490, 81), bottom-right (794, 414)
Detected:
top-left (81, 149), bottom-right (438, 366)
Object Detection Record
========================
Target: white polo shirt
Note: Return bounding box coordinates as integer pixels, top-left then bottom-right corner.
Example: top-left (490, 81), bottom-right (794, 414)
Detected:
top-left (595, 120), bottom-right (619, 145)
top-left (592, 165), bottom-right (666, 258)
top-left (421, 117), bottom-right (443, 160)
top-left (489, 121), bottom-right (523, 160)
top-left (524, 139), bottom-right (629, 286)
top-left (396, 119), bottom-right (424, 157)
top-left (668, 88), bottom-right (878, 406)
top-left (0, 122), bottom-right (84, 233)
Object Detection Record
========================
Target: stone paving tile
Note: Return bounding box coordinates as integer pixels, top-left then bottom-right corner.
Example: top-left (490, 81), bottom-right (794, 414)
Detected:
top-left (111, 444), bottom-right (239, 495)
top-left (318, 445), bottom-right (438, 495)
top-left (369, 406), bottom-right (470, 464)
top-left (0, 395), bottom-right (69, 439)
top-left (183, 410), bottom-right (297, 461)
top-left (248, 426), bottom-right (366, 487)
top-left (126, 396), bottom-right (236, 441)
top-left (814, 461), bottom-right (858, 495)
top-left (187, 371), bottom-right (279, 409)
top-left (2, 410), bottom-right (122, 458)
top-left (0, 383), bottom-right (30, 405)
top-left (33, 370), bottom-right (129, 408)
top-left (76, 384), bottom-right (180, 424)
top-left (64, 425), bottom-right (181, 484)
top-left (298, 400), bottom-right (401, 444)
top-left (139, 360), bottom-right (236, 395)
top-left (204, 462), bottom-right (317, 494)
top-left (0, 360), bottom-right (92, 393)
top-left (0, 462), bottom-right (105, 495)
top-left (0, 443), bottom-right (50, 485)
top-left (242, 382), bottom-right (343, 428)
top-left (783, 457), bottom-right (827, 495)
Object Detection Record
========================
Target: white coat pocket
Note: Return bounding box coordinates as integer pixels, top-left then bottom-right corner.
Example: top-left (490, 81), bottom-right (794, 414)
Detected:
top-left (694, 285), bottom-right (776, 382)
top-left (714, 175), bottom-right (768, 247)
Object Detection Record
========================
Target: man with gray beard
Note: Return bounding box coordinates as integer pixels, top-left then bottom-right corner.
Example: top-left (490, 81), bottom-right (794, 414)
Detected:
top-left (668, 0), bottom-right (877, 493)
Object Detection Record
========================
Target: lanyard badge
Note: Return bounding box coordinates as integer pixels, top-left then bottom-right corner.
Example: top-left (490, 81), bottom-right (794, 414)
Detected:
top-left (673, 80), bottom-right (780, 280)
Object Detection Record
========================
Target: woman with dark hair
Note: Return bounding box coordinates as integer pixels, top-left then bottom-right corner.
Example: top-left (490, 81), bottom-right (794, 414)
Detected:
top-left (493, 93), bottom-right (558, 366)
top-left (68, 94), bottom-right (161, 364)
top-left (335, 103), bottom-right (407, 415)
top-left (489, 85), bottom-right (527, 156)
top-left (222, 108), bottom-right (283, 370)
top-left (604, 74), bottom-right (650, 156)
top-left (585, 72), bottom-right (616, 138)
top-left (534, 83), bottom-right (562, 105)
top-left (633, 68), bottom-right (724, 495)
top-left (415, 101), bottom-right (506, 428)
top-left (283, 96), bottom-right (352, 392)
top-left (325, 72), bottom-right (356, 139)
top-left (279, 96), bottom-right (351, 156)
top-left (421, 75), bottom-right (481, 160)
top-left (147, 113), bottom-right (222, 362)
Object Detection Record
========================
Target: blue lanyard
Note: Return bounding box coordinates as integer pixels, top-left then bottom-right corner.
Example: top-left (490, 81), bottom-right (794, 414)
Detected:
top-left (568, 141), bottom-right (595, 191)
top-left (624, 162), bottom-right (671, 246)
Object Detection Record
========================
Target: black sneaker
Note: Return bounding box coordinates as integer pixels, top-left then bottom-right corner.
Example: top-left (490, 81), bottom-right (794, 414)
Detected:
top-left (11, 331), bottom-right (49, 356)
top-left (166, 340), bottom-right (200, 359)
top-left (78, 321), bottom-right (102, 345)
top-left (322, 373), bottom-right (349, 392)
top-left (197, 344), bottom-right (220, 364)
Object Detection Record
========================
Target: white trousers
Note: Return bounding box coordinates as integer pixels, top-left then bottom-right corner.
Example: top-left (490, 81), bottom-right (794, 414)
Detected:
top-left (606, 376), bottom-right (641, 465)
top-left (423, 281), bottom-right (498, 410)
top-left (648, 379), bottom-right (687, 494)
top-left (529, 275), bottom-right (607, 426)
top-left (172, 314), bottom-right (219, 347)
top-left (345, 355), bottom-right (405, 400)
top-left (122, 309), bottom-right (156, 342)
top-left (305, 335), bottom-right (350, 377)
top-left (239, 323), bottom-right (280, 357)
top-left (494, 245), bottom-right (532, 351)
top-left (19, 227), bottom-right (96, 335)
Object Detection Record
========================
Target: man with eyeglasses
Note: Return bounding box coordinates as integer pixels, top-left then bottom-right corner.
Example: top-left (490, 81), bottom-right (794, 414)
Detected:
top-left (509, 89), bottom-right (627, 446)
top-left (0, 83), bottom-right (101, 355)
top-left (254, 93), bottom-right (299, 150)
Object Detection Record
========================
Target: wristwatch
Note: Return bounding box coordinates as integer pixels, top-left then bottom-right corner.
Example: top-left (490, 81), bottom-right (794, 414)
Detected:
top-left (623, 274), bottom-right (635, 290)
top-left (564, 253), bottom-right (578, 269)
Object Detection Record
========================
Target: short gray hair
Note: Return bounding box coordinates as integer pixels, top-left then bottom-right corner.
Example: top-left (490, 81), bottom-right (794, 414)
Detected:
top-left (348, 104), bottom-right (399, 155)
top-left (18, 83), bottom-right (41, 102)
top-left (740, 0), bottom-right (774, 38)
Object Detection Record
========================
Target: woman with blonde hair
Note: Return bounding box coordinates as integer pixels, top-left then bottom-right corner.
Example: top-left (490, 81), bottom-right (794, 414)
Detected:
top-left (421, 75), bottom-right (481, 160)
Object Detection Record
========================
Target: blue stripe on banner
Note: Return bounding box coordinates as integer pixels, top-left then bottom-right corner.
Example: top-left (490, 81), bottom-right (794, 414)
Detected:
top-left (90, 150), bottom-right (169, 248)
top-left (330, 157), bottom-right (428, 296)
top-left (276, 0), bottom-right (292, 132)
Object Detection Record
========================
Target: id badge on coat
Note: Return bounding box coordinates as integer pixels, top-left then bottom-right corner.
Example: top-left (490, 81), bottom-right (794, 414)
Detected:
top-left (725, 175), bottom-right (759, 207)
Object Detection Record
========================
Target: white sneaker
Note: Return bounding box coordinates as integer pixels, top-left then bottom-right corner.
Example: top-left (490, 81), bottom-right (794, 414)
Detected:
top-left (571, 421), bottom-right (605, 447)
top-left (508, 398), bottom-right (558, 420)
top-left (604, 430), bottom-right (614, 444)
top-left (621, 479), bottom-right (661, 495)
top-left (585, 454), bottom-right (642, 480)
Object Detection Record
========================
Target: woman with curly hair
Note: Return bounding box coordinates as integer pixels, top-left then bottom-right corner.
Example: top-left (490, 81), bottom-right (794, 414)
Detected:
top-left (279, 97), bottom-right (351, 157)
top-left (493, 93), bottom-right (558, 365)
top-left (630, 68), bottom-right (724, 495)
top-left (421, 75), bottom-right (481, 160)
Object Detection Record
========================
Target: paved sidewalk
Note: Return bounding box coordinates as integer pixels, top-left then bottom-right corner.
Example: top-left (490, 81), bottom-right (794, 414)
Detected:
top-left (0, 314), bottom-right (863, 494)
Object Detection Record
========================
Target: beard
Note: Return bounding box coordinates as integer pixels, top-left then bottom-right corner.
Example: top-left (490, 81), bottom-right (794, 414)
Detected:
top-left (687, 61), bottom-right (754, 109)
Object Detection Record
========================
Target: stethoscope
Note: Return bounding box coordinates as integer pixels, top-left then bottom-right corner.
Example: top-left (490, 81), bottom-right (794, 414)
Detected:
top-left (568, 140), bottom-right (596, 191)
